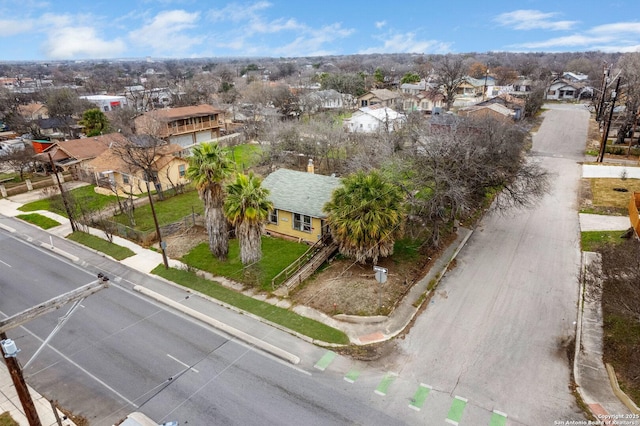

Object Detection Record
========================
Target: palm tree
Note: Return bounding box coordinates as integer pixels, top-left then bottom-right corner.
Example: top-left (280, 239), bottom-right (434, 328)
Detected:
top-left (324, 170), bottom-right (404, 264)
top-left (224, 172), bottom-right (273, 265)
top-left (187, 142), bottom-right (234, 260)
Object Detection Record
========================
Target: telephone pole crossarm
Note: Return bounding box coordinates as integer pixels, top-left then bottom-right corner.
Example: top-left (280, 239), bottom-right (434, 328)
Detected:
top-left (0, 279), bottom-right (109, 334)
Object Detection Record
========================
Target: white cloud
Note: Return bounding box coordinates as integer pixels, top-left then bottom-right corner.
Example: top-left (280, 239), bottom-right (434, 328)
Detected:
top-left (589, 22), bottom-right (640, 35)
top-left (208, 1), bottom-right (271, 23)
top-left (272, 23), bottom-right (355, 57)
top-left (128, 10), bottom-right (203, 56)
top-left (510, 20), bottom-right (640, 52)
top-left (42, 26), bottom-right (126, 59)
top-left (495, 10), bottom-right (577, 31)
top-left (0, 19), bottom-right (34, 36)
top-left (359, 32), bottom-right (452, 54)
top-left (204, 1), bottom-right (354, 56)
top-left (375, 21), bottom-right (386, 29)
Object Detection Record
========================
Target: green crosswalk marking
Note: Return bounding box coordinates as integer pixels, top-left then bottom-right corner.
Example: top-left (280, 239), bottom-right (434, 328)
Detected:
top-left (489, 410), bottom-right (508, 426)
top-left (445, 396), bottom-right (468, 425)
top-left (408, 383), bottom-right (432, 411)
top-left (313, 351), bottom-right (336, 371)
top-left (344, 369), bottom-right (360, 383)
top-left (374, 372), bottom-right (397, 396)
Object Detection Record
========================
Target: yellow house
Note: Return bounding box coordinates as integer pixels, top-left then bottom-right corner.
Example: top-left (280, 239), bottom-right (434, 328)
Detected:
top-left (261, 167), bottom-right (342, 244)
top-left (87, 144), bottom-right (189, 196)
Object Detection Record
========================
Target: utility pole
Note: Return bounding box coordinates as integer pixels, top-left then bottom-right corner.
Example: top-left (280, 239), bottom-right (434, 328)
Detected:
top-left (145, 179), bottom-right (169, 269)
top-left (596, 63), bottom-right (610, 123)
top-left (47, 152), bottom-right (76, 232)
top-left (597, 77), bottom-right (621, 163)
top-left (1, 277), bottom-right (109, 426)
top-left (2, 332), bottom-right (41, 426)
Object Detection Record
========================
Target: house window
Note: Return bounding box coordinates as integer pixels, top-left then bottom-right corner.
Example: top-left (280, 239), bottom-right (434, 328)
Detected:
top-left (269, 210), bottom-right (278, 224)
top-left (122, 174), bottom-right (130, 184)
top-left (293, 213), bottom-right (311, 233)
top-left (178, 164), bottom-right (186, 177)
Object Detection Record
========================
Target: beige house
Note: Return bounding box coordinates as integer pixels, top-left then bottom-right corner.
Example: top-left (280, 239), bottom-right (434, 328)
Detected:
top-left (356, 89), bottom-right (402, 110)
top-left (261, 166), bottom-right (342, 244)
top-left (87, 144), bottom-right (189, 196)
top-left (18, 102), bottom-right (49, 121)
top-left (36, 133), bottom-right (127, 180)
top-left (134, 104), bottom-right (225, 149)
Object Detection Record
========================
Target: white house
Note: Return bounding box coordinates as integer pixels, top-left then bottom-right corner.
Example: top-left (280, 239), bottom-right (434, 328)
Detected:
top-left (546, 80), bottom-right (587, 100)
top-left (343, 105), bottom-right (406, 133)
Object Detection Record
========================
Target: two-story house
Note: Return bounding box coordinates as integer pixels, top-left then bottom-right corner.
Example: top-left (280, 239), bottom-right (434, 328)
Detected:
top-left (134, 104), bottom-right (225, 149)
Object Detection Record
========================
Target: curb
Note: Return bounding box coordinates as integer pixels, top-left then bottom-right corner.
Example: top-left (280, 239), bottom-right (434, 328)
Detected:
top-left (134, 285), bottom-right (301, 365)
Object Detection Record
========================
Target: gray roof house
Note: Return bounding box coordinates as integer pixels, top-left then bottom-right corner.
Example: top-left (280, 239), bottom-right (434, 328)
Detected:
top-left (261, 167), bottom-right (342, 243)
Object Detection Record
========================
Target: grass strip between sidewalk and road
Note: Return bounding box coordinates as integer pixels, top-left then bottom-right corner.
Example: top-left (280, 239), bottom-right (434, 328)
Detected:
top-left (581, 230), bottom-right (628, 252)
top-left (151, 266), bottom-right (349, 345)
top-left (16, 213), bottom-right (60, 229)
top-left (67, 231), bottom-right (136, 260)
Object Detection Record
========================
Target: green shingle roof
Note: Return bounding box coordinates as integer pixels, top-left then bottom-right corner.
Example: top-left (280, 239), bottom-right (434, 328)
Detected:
top-left (262, 168), bottom-right (342, 218)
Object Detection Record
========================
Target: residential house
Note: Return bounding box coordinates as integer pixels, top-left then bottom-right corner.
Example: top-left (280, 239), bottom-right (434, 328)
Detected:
top-left (458, 103), bottom-right (516, 122)
top-left (18, 102), bottom-right (49, 121)
top-left (88, 143), bottom-right (189, 196)
top-left (261, 166), bottom-right (342, 244)
top-left (546, 79), bottom-right (588, 100)
top-left (35, 133), bottom-right (126, 180)
top-left (299, 89), bottom-right (353, 114)
top-left (475, 93), bottom-right (525, 120)
top-left (509, 78), bottom-right (534, 98)
top-left (35, 117), bottom-right (83, 140)
top-left (402, 90), bottom-right (445, 114)
top-left (562, 72), bottom-right (589, 83)
top-left (400, 80), bottom-right (428, 96)
top-left (343, 105), bottom-right (406, 133)
top-left (357, 89), bottom-right (403, 110)
top-left (456, 76), bottom-right (496, 99)
top-left (134, 104), bottom-right (224, 149)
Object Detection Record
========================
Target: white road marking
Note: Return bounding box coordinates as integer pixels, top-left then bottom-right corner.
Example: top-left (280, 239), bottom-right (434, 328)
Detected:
top-left (167, 354), bottom-right (199, 373)
top-left (0, 259), bottom-right (11, 267)
top-left (0, 309), bottom-right (138, 409)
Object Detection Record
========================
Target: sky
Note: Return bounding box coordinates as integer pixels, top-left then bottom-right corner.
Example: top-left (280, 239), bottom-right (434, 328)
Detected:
top-left (1, 0), bottom-right (639, 61)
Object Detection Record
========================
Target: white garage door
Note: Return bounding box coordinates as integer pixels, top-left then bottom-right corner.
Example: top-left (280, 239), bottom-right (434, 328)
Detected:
top-left (196, 130), bottom-right (214, 143)
top-left (171, 134), bottom-right (194, 147)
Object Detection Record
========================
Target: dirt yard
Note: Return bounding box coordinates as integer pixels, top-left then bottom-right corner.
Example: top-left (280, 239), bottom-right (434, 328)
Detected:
top-left (164, 225), bottom-right (455, 317)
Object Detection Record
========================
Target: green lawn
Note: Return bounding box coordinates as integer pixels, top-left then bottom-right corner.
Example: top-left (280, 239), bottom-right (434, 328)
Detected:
top-left (67, 231), bottom-right (135, 260)
top-left (581, 230), bottom-right (628, 252)
top-left (112, 190), bottom-right (204, 231)
top-left (18, 184), bottom-right (118, 216)
top-left (182, 236), bottom-right (309, 290)
top-left (16, 213), bottom-right (60, 229)
top-left (0, 412), bottom-right (19, 426)
top-left (152, 266), bottom-right (349, 345)
top-left (225, 143), bottom-right (263, 171)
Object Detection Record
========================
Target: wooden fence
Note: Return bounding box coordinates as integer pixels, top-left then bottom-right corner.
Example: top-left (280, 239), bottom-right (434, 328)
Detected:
top-left (629, 192), bottom-right (640, 238)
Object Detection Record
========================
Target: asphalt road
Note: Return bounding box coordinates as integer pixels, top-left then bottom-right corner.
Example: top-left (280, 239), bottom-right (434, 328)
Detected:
top-left (0, 231), bottom-right (407, 426)
top-left (392, 104), bottom-right (590, 424)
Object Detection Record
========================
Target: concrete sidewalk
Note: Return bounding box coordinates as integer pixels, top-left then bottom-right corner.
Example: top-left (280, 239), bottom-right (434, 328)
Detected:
top-left (0, 366), bottom-right (76, 426)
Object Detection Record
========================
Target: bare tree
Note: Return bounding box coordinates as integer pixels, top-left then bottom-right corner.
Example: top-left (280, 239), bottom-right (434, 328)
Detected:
top-left (403, 116), bottom-right (550, 246)
top-left (433, 55), bottom-right (467, 111)
top-left (0, 144), bottom-right (35, 180)
top-left (615, 53), bottom-right (640, 145)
